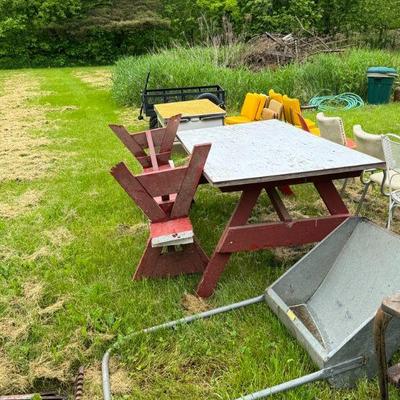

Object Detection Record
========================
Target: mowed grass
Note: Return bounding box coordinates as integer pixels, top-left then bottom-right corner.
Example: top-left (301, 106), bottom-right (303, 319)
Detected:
top-left (1, 67), bottom-right (400, 399)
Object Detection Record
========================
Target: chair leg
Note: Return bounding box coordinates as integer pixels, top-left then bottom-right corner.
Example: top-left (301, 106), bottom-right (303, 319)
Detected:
top-left (339, 178), bottom-right (348, 196)
top-left (356, 181), bottom-right (371, 215)
top-left (374, 307), bottom-right (393, 400)
top-left (387, 201), bottom-right (394, 230)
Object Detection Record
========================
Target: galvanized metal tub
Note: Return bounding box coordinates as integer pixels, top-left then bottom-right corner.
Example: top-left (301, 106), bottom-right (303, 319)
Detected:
top-left (266, 217), bottom-right (400, 388)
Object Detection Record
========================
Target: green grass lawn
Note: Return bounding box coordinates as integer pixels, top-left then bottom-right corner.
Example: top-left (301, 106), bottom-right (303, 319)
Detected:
top-left (1, 67), bottom-right (400, 399)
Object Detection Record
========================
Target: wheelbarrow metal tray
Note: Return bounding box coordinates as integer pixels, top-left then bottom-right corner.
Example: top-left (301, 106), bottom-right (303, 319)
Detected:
top-left (265, 217), bottom-right (400, 388)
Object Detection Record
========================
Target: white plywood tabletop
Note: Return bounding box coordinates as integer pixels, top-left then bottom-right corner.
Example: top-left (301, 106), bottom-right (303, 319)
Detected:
top-left (177, 120), bottom-right (385, 188)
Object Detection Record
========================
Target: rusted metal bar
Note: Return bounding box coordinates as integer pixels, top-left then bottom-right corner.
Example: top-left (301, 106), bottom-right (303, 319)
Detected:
top-left (374, 294), bottom-right (400, 400)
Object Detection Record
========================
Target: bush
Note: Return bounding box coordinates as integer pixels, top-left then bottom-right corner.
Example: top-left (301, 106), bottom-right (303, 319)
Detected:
top-left (112, 46), bottom-right (400, 110)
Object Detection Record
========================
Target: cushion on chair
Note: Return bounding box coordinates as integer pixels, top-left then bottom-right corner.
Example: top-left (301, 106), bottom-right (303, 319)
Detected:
top-left (370, 170), bottom-right (400, 190)
top-left (241, 93), bottom-right (260, 120)
top-left (255, 94), bottom-right (268, 120)
top-left (268, 99), bottom-right (284, 120)
top-left (224, 115), bottom-right (253, 125)
top-left (261, 108), bottom-right (277, 120)
top-left (269, 89), bottom-right (283, 104)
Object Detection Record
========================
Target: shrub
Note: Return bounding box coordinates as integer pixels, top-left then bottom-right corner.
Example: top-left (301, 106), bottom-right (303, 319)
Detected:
top-left (112, 46), bottom-right (400, 110)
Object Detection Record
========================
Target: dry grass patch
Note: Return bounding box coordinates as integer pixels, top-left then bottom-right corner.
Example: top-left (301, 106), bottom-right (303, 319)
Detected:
top-left (0, 73), bottom-right (60, 182)
top-left (0, 189), bottom-right (43, 219)
top-left (74, 70), bottom-right (112, 89)
top-left (181, 293), bottom-right (211, 314)
top-left (84, 360), bottom-right (132, 399)
top-left (45, 226), bottom-right (74, 247)
top-left (0, 350), bottom-right (30, 393)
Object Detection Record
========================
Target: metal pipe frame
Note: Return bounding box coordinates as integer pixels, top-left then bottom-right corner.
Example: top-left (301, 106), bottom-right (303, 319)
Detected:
top-left (102, 295), bottom-right (265, 400)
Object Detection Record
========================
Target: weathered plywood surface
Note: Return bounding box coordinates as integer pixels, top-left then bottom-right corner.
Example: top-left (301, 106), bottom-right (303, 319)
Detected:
top-left (155, 99), bottom-right (226, 119)
top-left (177, 120), bottom-right (385, 187)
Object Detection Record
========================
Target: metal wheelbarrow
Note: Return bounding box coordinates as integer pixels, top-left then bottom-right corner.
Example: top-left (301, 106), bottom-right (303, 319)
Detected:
top-left (102, 217), bottom-right (400, 399)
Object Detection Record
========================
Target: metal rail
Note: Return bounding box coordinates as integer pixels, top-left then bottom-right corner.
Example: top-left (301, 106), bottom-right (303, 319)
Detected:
top-left (102, 295), bottom-right (265, 400)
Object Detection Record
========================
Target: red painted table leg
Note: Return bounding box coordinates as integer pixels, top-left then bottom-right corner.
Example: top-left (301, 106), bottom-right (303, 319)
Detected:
top-left (196, 179), bottom-right (351, 298)
top-left (196, 187), bottom-right (261, 298)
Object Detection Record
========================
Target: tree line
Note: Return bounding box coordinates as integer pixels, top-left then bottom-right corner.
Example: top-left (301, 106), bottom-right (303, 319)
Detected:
top-left (0, 0), bottom-right (399, 68)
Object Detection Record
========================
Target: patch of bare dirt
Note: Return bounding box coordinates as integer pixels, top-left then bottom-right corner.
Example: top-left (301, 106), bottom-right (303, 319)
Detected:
top-left (181, 293), bottom-right (210, 313)
top-left (0, 73), bottom-right (61, 182)
top-left (74, 70), bottom-right (112, 89)
top-left (0, 189), bottom-right (43, 219)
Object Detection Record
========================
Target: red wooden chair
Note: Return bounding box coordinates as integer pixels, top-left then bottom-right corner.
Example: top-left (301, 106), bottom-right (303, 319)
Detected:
top-left (111, 142), bottom-right (211, 279)
top-left (109, 114), bottom-right (181, 173)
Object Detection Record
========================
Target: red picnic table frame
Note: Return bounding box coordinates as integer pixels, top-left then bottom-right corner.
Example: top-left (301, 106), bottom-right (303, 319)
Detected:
top-left (109, 115), bottom-right (212, 280)
top-left (177, 120), bottom-right (385, 298)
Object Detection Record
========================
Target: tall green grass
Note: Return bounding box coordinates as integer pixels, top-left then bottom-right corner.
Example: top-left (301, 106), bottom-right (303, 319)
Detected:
top-left (112, 46), bottom-right (400, 110)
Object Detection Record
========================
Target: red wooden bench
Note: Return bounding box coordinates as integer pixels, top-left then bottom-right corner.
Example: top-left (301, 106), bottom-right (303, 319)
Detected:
top-left (109, 114), bottom-right (181, 173)
top-left (110, 142), bottom-right (211, 279)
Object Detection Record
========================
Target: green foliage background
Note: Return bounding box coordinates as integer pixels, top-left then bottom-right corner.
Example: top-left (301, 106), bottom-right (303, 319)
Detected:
top-left (0, 0), bottom-right (399, 67)
top-left (111, 47), bottom-right (400, 109)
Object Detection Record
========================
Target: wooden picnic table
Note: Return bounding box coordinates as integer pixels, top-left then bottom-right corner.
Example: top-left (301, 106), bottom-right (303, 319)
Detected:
top-left (177, 119), bottom-right (386, 298)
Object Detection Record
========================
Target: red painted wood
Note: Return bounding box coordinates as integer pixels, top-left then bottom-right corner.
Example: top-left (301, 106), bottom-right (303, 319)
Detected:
top-left (197, 175), bottom-right (354, 297)
top-left (314, 181), bottom-right (349, 215)
top-left (196, 187), bottom-right (261, 298)
top-left (110, 162), bottom-right (167, 221)
top-left (278, 185), bottom-right (294, 196)
top-left (346, 138), bottom-right (357, 149)
top-left (136, 167), bottom-right (186, 198)
top-left (266, 187), bottom-right (292, 221)
top-left (145, 130), bottom-right (159, 170)
top-left (219, 170), bottom-right (361, 193)
top-left (150, 217), bottom-right (192, 239)
top-left (133, 238), bottom-right (208, 279)
top-left (131, 128), bottom-right (166, 147)
top-left (219, 215), bottom-right (349, 253)
top-left (171, 143), bottom-right (211, 218)
top-left (110, 115), bottom-right (181, 170)
top-left (160, 114), bottom-right (181, 153)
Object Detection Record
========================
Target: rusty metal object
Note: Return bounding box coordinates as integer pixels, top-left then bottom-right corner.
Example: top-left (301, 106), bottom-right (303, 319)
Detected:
top-left (394, 87), bottom-right (400, 102)
top-left (0, 393), bottom-right (65, 400)
top-left (74, 366), bottom-right (84, 400)
top-left (374, 293), bottom-right (400, 400)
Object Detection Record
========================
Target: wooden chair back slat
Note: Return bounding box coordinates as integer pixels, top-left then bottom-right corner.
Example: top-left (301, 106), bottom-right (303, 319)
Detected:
top-left (136, 168), bottom-right (187, 198)
top-left (109, 114), bottom-right (181, 169)
top-left (171, 143), bottom-right (211, 218)
top-left (111, 162), bottom-right (167, 221)
top-left (109, 124), bottom-right (147, 158)
top-left (145, 130), bottom-right (159, 170)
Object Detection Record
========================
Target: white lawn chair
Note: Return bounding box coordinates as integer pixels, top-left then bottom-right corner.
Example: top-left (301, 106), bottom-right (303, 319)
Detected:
top-left (353, 125), bottom-right (386, 214)
top-left (317, 112), bottom-right (356, 193)
top-left (317, 112), bottom-right (347, 145)
top-left (382, 134), bottom-right (400, 229)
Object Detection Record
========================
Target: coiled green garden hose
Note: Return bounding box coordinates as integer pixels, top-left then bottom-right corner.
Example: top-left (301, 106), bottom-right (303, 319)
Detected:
top-left (309, 92), bottom-right (364, 111)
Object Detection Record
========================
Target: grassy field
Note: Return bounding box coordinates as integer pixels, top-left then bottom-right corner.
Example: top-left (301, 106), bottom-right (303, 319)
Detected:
top-left (1, 66), bottom-right (400, 400)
